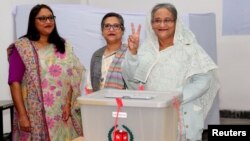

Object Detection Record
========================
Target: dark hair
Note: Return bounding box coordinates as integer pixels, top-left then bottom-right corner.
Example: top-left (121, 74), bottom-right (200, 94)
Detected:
top-left (22, 4), bottom-right (65, 53)
top-left (151, 3), bottom-right (178, 22)
top-left (101, 12), bottom-right (125, 31)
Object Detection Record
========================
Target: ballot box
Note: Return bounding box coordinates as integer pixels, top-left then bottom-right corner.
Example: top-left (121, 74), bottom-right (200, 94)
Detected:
top-left (77, 89), bottom-right (182, 141)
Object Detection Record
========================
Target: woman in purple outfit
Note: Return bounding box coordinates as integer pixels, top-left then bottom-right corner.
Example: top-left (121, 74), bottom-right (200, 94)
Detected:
top-left (8, 4), bottom-right (85, 141)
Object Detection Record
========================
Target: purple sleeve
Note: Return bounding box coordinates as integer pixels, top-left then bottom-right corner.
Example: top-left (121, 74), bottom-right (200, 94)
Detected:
top-left (8, 46), bottom-right (25, 85)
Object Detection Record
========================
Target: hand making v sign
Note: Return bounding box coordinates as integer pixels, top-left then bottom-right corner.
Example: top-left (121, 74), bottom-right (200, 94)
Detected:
top-left (128, 23), bottom-right (141, 55)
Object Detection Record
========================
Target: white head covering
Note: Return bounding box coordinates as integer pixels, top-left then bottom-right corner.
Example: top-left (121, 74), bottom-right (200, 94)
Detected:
top-left (134, 7), bottom-right (217, 83)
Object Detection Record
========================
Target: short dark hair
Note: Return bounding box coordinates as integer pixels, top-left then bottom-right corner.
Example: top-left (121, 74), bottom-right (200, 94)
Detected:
top-left (151, 3), bottom-right (178, 22)
top-left (101, 12), bottom-right (125, 31)
top-left (22, 4), bottom-right (65, 53)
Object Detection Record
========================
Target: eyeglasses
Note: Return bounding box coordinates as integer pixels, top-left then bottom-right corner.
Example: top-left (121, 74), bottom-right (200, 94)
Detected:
top-left (36, 16), bottom-right (56, 23)
top-left (152, 18), bottom-right (175, 26)
top-left (103, 24), bottom-right (122, 30)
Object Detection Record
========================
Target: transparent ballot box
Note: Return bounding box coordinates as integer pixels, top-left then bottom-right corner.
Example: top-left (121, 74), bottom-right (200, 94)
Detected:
top-left (77, 89), bottom-right (182, 141)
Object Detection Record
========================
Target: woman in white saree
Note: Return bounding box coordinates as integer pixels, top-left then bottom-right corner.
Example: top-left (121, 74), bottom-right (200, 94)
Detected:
top-left (122, 3), bottom-right (220, 140)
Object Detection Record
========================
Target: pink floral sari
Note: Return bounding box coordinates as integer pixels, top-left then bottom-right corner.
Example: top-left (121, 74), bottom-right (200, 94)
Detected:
top-left (12, 38), bottom-right (85, 141)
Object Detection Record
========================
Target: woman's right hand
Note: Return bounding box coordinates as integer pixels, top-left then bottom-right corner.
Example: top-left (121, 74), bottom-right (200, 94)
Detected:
top-left (19, 115), bottom-right (31, 132)
top-left (128, 23), bottom-right (141, 55)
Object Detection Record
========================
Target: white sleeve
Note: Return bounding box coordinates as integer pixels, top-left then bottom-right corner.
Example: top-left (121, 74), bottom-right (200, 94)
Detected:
top-left (122, 50), bottom-right (140, 90)
top-left (182, 71), bottom-right (212, 104)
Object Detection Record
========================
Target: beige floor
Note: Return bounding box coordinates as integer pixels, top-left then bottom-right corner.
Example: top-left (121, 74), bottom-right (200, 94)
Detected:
top-left (220, 117), bottom-right (250, 124)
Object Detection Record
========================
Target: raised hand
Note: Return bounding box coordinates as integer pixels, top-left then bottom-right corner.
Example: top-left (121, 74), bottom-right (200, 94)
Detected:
top-left (128, 23), bottom-right (141, 55)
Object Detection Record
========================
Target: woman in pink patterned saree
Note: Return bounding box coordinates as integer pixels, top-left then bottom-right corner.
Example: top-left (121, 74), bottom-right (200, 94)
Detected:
top-left (8, 4), bottom-right (85, 141)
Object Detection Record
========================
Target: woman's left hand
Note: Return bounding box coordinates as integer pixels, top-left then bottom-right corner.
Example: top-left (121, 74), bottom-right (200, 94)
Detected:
top-left (62, 103), bottom-right (71, 121)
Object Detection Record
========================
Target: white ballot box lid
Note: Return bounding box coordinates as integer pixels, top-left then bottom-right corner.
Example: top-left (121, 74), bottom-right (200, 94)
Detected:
top-left (77, 89), bottom-right (182, 108)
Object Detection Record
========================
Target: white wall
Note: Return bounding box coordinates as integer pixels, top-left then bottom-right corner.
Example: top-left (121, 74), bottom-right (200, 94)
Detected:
top-left (1, 0), bottom-right (250, 133)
